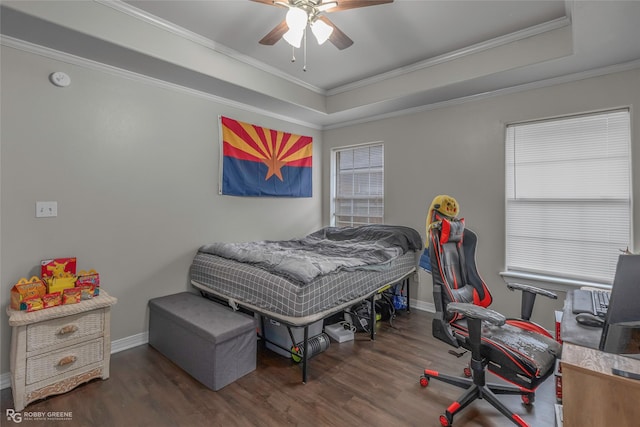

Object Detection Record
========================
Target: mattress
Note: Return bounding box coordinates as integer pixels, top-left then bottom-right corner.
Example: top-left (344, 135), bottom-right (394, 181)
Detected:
top-left (190, 250), bottom-right (418, 326)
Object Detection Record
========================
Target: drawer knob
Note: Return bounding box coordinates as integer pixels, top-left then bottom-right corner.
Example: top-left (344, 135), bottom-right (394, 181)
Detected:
top-left (57, 325), bottom-right (79, 335)
top-left (57, 355), bottom-right (77, 367)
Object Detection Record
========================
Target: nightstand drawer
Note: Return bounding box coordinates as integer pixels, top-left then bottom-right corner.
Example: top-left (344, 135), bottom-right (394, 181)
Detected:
top-left (27, 311), bottom-right (104, 353)
top-left (26, 337), bottom-right (104, 385)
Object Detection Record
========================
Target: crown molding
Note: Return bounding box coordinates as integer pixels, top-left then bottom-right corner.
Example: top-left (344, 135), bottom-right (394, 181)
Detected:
top-left (95, 0), bottom-right (574, 102)
top-left (324, 58), bottom-right (640, 130)
top-left (0, 35), bottom-right (322, 130)
top-left (95, 0), bottom-right (326, 96)
top-left (326, 16), bottom-right (572, 96)
top-left (3, 32), bottom-right (638, 131)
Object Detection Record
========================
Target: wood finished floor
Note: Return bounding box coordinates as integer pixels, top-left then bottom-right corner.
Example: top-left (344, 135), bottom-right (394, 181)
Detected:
top-left (1, 310), bottom-right (557, 427)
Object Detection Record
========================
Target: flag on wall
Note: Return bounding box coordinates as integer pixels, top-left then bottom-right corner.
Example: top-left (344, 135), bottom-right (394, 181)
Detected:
top-left (219, 116), bottom-right (312, 197)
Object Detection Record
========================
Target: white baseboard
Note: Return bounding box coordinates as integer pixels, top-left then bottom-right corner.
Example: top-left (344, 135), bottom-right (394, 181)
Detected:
top-left (0, 372), bottom-right (10, 390)
top-left (1, 304), bottom-right (434, 391)
top-left (411, 299), bottom-right (435, 313)
top-left (110, 331), bottom-right (149, 354)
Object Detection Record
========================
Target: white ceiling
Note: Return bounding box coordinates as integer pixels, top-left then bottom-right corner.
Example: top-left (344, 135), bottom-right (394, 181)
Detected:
top-left (124, 0), bottom-right (568, 90)
top-left (2, 1), bottom-right (640, 128)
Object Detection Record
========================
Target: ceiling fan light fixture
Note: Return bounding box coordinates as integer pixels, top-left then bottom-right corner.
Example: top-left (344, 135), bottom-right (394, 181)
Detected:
top-left (283, 28), bottom-right (304, 48)
top-left (285, 7), bottom-right (308, 31)
top-left (255, 0), bottom-right (394, 70)
top-left (311, 19), bottom-right (333, 45)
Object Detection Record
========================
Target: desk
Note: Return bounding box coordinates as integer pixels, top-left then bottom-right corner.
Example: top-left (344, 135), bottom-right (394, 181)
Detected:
top-left (560, 292), bottom-right (640, 427)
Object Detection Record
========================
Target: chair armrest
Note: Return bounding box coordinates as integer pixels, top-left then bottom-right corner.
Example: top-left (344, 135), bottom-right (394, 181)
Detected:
top-left (446, 302), bottom-right (506, 326)
top-left (507, 282), bottom-right (557, 299)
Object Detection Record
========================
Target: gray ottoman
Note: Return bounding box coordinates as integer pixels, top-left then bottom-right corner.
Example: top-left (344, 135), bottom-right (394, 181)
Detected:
top-left (148, 292), bottom-right (256, 390)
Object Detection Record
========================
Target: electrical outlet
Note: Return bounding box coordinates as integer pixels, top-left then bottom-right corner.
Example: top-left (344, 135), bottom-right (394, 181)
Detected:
top-left (36, 201), bottom-right (58, 218)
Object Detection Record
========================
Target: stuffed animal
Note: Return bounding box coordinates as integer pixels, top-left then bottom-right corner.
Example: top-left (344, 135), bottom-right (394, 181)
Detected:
top-left (426, 194), bottom-right (459, 228)
top-left (421, 195), bottom-right (460, 270)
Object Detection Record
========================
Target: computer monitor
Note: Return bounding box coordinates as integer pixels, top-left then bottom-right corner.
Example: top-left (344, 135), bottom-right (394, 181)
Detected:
top-left (599, 254), bottom-right (640, 358)
top-left (601, 321), bottom-right (640, 359)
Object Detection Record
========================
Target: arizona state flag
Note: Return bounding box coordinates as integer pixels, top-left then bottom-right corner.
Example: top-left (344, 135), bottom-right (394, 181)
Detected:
top-left (219, 116), bottom-right (312, 197)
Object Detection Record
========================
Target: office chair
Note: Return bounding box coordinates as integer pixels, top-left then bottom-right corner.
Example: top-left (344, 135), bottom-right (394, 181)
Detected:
top-left (419, 195), bottom-right (562, 427)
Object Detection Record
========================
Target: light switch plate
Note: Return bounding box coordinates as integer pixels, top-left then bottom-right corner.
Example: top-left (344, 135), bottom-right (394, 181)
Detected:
top-left (36, 201), bottom-right (58, 218)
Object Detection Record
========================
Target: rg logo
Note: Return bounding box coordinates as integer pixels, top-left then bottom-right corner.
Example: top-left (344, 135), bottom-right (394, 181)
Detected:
top-left (6, 409), bottom-right (22, 423)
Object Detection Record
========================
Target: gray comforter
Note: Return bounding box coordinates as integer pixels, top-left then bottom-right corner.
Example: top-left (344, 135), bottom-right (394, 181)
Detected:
top-left (198, 225), bottom-right (422, 284)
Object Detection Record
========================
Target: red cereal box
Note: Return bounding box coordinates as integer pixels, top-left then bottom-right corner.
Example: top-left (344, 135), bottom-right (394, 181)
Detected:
top-left (41, 257), bottom-right (77, 278)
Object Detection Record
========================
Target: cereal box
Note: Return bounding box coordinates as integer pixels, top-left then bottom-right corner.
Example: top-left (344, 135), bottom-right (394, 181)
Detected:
top-left (41, 257), bottom-right (77, 278)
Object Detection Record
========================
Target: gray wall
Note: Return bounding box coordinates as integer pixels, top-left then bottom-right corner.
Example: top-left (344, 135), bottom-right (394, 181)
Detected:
top-left (0, 46), bottom-right (323, 374)
top-left (2, 41), bottom-right (639, 377)
top-left (323, 68), bottom-right (640, 327)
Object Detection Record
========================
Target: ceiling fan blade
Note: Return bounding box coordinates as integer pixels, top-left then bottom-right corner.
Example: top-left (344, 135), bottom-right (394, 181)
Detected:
top-left (259, 20), bottom-right (289, 45)
top-left (321, 0), bottom-right (393, 12)
top-left (318, 15), bottom-right (353, 50)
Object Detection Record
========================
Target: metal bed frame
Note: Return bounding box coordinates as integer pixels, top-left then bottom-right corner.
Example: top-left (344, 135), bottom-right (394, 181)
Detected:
top-left (192, 268), bottom-right (416, 383)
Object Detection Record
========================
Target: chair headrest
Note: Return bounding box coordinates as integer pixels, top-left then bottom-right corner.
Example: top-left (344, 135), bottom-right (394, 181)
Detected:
top-left (440, 218), bottom-right (465, 244)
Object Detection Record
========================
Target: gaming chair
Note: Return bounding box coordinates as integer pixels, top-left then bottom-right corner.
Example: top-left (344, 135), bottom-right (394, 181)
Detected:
top-left (419, 195), bottom-right (562, 427)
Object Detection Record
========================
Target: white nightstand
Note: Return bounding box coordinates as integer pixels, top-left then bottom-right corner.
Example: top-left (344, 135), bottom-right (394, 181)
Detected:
top-left (6, 291), bottom-right (117, 411)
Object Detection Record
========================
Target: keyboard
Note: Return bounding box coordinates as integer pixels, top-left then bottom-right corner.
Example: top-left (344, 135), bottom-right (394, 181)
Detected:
top-left (572, 289), bottom-right (610, 318)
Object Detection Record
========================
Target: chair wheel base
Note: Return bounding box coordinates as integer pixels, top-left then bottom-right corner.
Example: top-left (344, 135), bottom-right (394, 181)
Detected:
top-left (419, 375), bottom-right (429, 387)
top-left (420, 368), bottom-right (533, 427)
top-left (439, 414), bottom-right (451, 426)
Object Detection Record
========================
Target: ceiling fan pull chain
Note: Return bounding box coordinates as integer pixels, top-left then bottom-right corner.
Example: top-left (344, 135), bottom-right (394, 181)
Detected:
top-left (303, 27), bottom-right (307, 72)
top-left (291, 45), bottom-right (296, 63)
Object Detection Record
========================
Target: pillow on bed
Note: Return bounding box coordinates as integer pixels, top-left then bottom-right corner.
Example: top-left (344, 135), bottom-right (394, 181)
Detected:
top-left (440, 218), bottom-right (465, 244)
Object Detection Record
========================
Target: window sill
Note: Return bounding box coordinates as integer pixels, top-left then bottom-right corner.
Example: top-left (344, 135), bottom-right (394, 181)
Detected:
top-left (499, 271), bottom-right (611, 294)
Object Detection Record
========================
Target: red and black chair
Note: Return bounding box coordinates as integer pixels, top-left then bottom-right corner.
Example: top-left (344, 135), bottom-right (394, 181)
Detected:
top-left (419, 196), bottom-right (562, 427)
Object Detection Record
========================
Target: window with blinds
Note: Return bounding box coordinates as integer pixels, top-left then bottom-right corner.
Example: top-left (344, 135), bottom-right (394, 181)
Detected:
top-left (332, 143), bottom-right (384, 227)
top-left (505, 109), bottom-right (631, 285)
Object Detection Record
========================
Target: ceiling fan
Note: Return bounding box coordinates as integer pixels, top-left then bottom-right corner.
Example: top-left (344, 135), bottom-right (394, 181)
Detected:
top-left (252, 0), bottom-right (394, 50)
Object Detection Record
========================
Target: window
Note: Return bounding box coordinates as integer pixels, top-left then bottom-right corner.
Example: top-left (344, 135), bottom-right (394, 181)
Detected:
top-left (505, 109), bottom-right (631, 285)
top-left (331, 143), bottom-right (384, 227)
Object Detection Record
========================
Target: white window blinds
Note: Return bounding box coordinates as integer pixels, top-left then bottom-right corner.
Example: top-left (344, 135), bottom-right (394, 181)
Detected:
top-left (333, 144), bottom-right (384, 227)
top-left (505, 109), bottom-right (631, 284)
